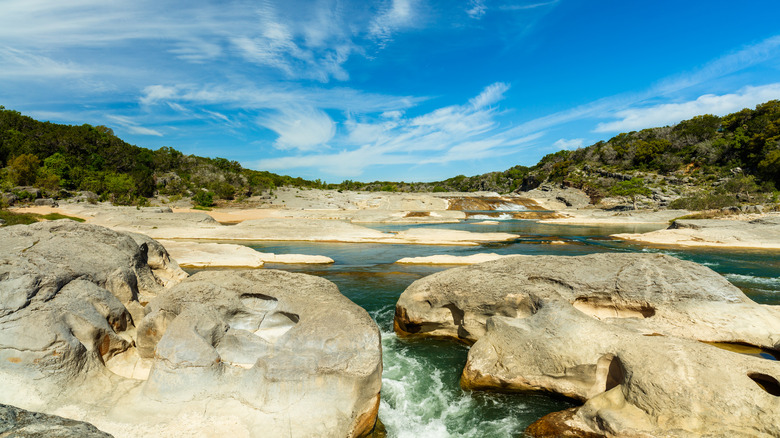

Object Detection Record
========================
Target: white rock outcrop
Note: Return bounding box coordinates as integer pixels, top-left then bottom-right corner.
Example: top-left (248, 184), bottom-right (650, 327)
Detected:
top-left (394, 253), bottom-right (780, 437)
top-left (0, 221), bottom-right (382, 437)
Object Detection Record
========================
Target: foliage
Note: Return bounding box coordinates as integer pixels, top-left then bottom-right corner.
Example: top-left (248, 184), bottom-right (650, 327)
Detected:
top-left (8, 153), bottom-right (40, 186)
top-left (0, 209), bottom-right (84, 226)
top-left (2, 101), bottom-right (779, 205)
top-left (192, 190), bottom-right (214, 207)
top-left (723, 175), bottom-right (760, 201)
top-left (668, 193), bottom-right (738, 210)
top-left (0, 209), bottom-right (40, 225)
top-left (40, 213), bottom-right (85, 222)
top-left (0, 107), bottom-right (326, 204)
top-left (610, 178), bottom-right (652, 209)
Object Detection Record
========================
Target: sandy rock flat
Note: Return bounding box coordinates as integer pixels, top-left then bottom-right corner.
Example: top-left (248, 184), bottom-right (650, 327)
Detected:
top-left (63, 209), bottom-right (520, 245)
top-left (396, 253), bottom-right (517, 264)
top-left (539, 208), bottom-right (688, 224)
top-left (159, 240), bottom-right (334, 267)
top-left (613, 214), bottom-right (780, 249)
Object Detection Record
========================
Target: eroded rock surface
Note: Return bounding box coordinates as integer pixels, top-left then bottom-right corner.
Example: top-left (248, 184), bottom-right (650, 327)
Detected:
top-left (613, 214), bottom-right (780, 249)
top-left (0, 221), bottom-right (382, 437)
top-left (394, 253), bottom-right (780, 437)
top-left (0, 403), bottom-right (113, 438)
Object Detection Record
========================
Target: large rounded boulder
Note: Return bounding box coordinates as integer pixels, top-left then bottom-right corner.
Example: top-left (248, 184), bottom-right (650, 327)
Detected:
top-left (0, 221), bottom-right (382, 437)
top-left (394, 253), bottom-right (780, 437)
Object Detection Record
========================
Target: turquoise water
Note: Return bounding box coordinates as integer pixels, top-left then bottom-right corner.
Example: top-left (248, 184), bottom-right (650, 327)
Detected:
top-left (248, 220), bottom-right (780, 437)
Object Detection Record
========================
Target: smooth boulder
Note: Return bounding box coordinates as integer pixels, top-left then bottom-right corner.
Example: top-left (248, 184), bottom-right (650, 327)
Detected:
top-left (0, 221), bottom-right (382, 437)
top-left (394, 253), bottom-right (780, 437)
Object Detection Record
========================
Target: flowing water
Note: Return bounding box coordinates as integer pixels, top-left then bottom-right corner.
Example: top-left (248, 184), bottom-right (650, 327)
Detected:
top-left (244, 219), bottom-right (780, 437)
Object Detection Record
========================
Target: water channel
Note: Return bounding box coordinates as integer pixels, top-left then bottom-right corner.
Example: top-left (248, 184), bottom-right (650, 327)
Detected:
top-left (242, 219), bottom-right (780, 437)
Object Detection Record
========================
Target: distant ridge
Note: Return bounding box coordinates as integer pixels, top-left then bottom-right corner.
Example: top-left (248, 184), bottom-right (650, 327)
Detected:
top-left (1, 101), bottom-right (778, 209)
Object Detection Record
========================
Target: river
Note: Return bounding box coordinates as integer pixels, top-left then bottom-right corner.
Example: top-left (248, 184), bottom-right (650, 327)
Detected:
top-left (244, 219), bottom-right (780, 437)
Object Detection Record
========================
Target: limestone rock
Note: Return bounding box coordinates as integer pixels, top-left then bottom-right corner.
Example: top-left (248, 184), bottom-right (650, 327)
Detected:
top-left (87, 210), bottom-right (518, 245)
top-left (12, 186), bottom-right (41, 199)
top-left (395, 253), bottom-right (514, 265)
top-left (158, 240), bottom-right (335, 267)
top-left (614, 214), bottom-right (780, 249)
top-left (34, 198), bottom-right (59, 207)
top-left (136, 270), bottom-right (382, 437)
top-left (0, 221), bottom-right (381, 437)
top-left (394, 253), bottom-right (780, 437)
top-left (0, 403), bottom-right (113, 438)
top-left (1, 192), bottom-right (17, 206)
top-left (517, 184), bottom-right (591, 210)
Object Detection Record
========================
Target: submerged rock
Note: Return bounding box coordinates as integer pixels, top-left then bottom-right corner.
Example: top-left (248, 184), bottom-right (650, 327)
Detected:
top-left (394, 253), bottom-right (780, 437)
top-left (0, 221), bottom-right (382, 437)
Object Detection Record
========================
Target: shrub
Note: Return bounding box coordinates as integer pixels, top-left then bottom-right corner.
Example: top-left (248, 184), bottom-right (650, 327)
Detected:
top-left (192, 190), bottom-right (214, 207)
top-left (668, 193), bottom-right (738, 210)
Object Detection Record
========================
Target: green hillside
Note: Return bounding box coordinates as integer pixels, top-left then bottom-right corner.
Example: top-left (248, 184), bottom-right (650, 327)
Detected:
top-left (1, 101), bottom-right (779, 209)
top-left (336, 100), bottom-right (780, 209)
top-left (0, 106), bottom-right (325, 205)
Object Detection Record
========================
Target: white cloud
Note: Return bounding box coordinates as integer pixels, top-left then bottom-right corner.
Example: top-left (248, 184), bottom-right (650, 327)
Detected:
top-left (499, 1), bottom-right (559, 11)
top-left (0, 46), bottom-right (88, 78)
top-left (470, 82), bottom-right (510, 109)
top-left (381, 110), bottom-right (403, 119)
top-left (137, 82), bottom-right (424, 115)
top-left (105, 114), bottom-right (163, 136)
top-left (170, 39), bottom-right (222, 63)
top-left (653, 35), bottom-right (780, 97)
top-left (127, 126), bottom-right (164, 136)
top-left (466, 0), bottom-right (487, 19)
top-left (369, 0), bottom-right (416, 47)
top-left (260, 106), bottom-right (336, 150)
top-left (594, 83), bottom-right (780, 133)
top-left (256, 82), bottom-right (524, 177)
top-left (493, 34), bottom-right (780, 140)
top-left (140, 85), bottom-right (179, 105)
top-left (553, 138), bottom-right (584, 150)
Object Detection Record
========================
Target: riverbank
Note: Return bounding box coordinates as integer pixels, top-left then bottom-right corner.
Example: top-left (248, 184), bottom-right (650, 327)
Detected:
top-left (6, 188), bottom-right (780, 251)
top-left (613, 214), bottom-right (780, 249)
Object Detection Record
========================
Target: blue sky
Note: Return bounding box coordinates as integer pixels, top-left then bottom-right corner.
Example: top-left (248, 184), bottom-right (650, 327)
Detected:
top-left (2, 0), bottom-right (780, 183)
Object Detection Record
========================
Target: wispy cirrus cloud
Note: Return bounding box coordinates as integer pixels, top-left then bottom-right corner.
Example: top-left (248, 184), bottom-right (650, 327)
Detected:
top-left (466, 0), bottom-right (487, 19)
top-left (105, 114), bottom-right (163, 136)
top-left (499, 34), bottom-right (780, 139)
top-left (498, 1), bottom-right (559, 11)
top-left (369, 0), bottom-right (417, 47)
top-left (138, 82), bottom-right (425, 114)
top-left (0, 46), bottom-right (89, 78)
top-left (595, 83), bottom-right (780, 133)
top-left (469, 82), bottom-right (510, 109)
top-left (553, 138), bottom-right (584, 150)
top-left (260, 106), bottom-right (336, 151)
top-left (256, 82), bottom-right (525, 176)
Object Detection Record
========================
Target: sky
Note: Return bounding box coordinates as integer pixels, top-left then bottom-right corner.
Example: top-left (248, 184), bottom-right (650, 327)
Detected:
top-left (2, 0), bottom-right (780, 183)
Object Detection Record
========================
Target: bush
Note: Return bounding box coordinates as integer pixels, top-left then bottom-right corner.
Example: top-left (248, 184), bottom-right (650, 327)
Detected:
top-left (192, 190), bottom-right (214, 207)
top-left (610, 177), bottom-right (651, 209)
top-left (668, 193), bottom-right (737, 210)
top-left (9, 154), bottom-right (40, 186)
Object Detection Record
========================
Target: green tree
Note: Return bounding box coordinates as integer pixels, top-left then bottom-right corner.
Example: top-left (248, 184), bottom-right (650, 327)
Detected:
top-left (611, 177), bottom-right (651, 210)
top-left (724, 175), bottom-right (760, 202)
top-left (8, 153), bottom-right (40, 186)
top-left (758, 149), bottom-right (780, 189)
top-left (104, 173), bottom-right (136, 204)
top-left (193, 190), bottom-right (214, 207)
